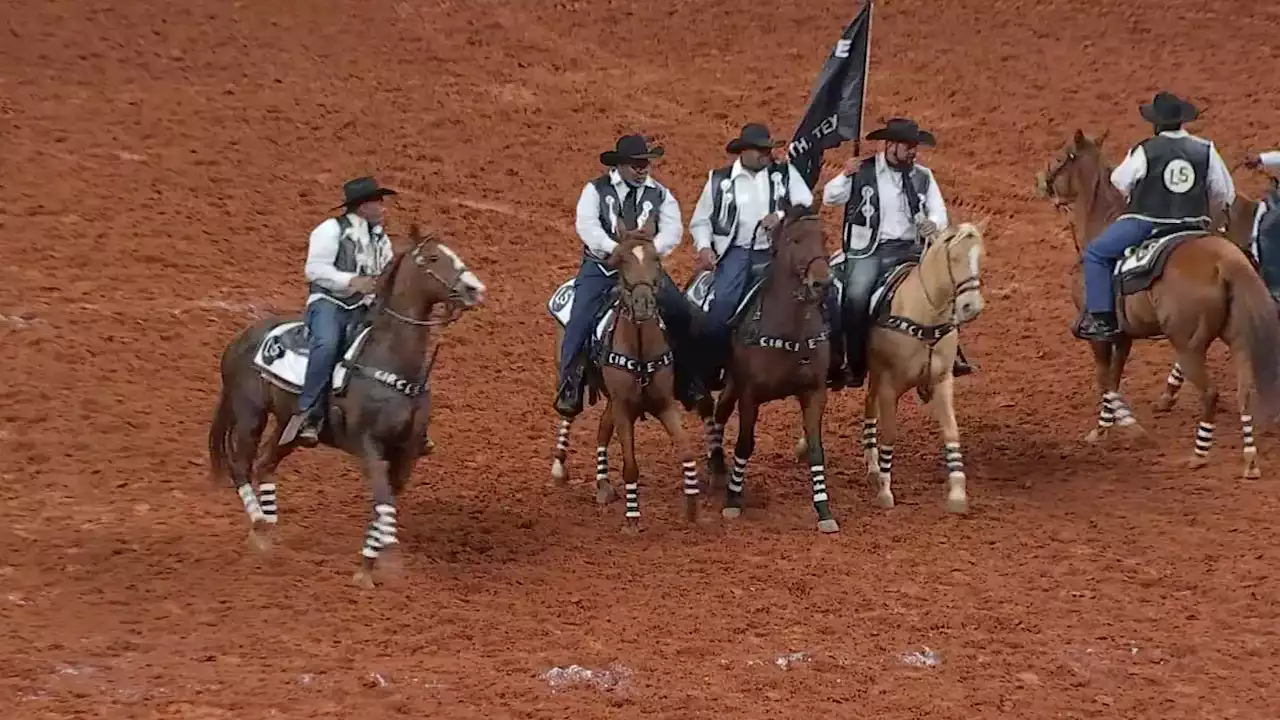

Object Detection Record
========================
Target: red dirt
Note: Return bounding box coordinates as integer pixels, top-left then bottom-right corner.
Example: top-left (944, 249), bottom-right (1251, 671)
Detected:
top-left (4, 0), bottom-right (1280, 717)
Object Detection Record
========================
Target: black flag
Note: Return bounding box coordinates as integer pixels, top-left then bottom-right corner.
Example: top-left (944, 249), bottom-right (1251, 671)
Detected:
top-left (787, 1), bottom-right (873, 189)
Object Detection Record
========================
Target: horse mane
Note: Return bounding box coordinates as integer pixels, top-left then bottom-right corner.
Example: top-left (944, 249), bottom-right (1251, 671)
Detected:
top-left (1076, 137), bottom-right (1127, 221)
top-left (370, 223), bottom-right (432, 314)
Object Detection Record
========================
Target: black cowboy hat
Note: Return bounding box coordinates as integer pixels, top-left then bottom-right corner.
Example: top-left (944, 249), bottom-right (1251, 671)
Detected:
top-left (1139, 91), bottom-right (1200, 126)
top-left (726, 123), bottom-right (785, 154)
top-left (600, 135), bottom-right (665, 166)
top-left (332, 176), bottom-right (397, 210)
top-left (865, 117), bottom-right (937, 147)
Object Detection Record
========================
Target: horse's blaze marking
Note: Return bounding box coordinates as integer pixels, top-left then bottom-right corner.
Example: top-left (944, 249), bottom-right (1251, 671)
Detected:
top-left (967, 243), bottom-right (980, 277)
top-left (631, 245), bottom-right (646, 264)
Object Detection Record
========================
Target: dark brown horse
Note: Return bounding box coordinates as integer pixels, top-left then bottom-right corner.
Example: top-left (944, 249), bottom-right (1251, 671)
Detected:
top-left (207, 225), bottom-right (486, 588)
top-left (1037, 131), bottom-right (1280, 477)
top-left (584, 232), bottom-right (702, 531)
top-left (696, 204), bottom-right (838, 533)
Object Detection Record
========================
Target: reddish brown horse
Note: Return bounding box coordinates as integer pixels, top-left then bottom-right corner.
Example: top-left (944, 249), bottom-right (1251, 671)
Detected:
top-left (696, 204), bottom-right (838, 533)
top-left (589, 232), bottom-right (702, 531)
top-left (1037, 131), bottom-right (1280, 477)
top-left (207, 225), bottom-right (486, 588)
top-left (1155, 190), bottom-right (1265, 413)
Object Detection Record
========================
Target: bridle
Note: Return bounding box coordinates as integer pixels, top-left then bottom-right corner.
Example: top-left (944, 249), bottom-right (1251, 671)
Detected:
top-left (1040, 148), bottom-right (1078, 213)
top-left (919, 231), bottom-right (981, 321)
top-left (379, 238), bottom-right (472, 328)
top-left (771, 215), bottom-right (828, 303)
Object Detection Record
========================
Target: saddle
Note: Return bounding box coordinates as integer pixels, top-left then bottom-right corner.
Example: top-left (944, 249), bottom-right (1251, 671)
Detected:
top-left (682, 257), bottom-right (772, 330)
top-left (254, 315), bottom-right (373, 396)
top-left (1112, 221), bottom-right (1209, 298)
top-left (829, 250), bottom-right (915, 323)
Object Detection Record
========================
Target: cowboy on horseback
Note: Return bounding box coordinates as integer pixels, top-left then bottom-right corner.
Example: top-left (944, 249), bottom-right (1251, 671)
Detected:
top-left (689, 123), bottom-right (814, 385)
top-left (554, 134), bottom-right (703, 417)
top-left (822, 117), bottom-right (973, 389)
top-left (289, 176), bottom-right (397, 446)
top-left (1074, 91), bottom-right (1236, 342)
top-left (1244, 150), bottom-right (1280, 302)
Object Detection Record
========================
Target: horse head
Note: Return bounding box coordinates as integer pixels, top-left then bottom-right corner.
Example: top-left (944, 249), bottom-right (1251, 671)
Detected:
top-left (1036, 128), bottom-right (1110, 210)
top-left (770, 204), bottom-right (831, 303)
top-left (923, 221), bottom-right (988, 324)
top-left (378, 224), bottom-right (487, 323)
top-left (607, 222), bottom-right (661, 323)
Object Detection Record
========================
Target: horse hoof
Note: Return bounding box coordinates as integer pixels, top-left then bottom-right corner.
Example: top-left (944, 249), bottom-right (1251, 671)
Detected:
top-left (1084, 427), bottom-right (1106, 444)
top-left (721, 506), bottom-right (742, 520)
top-left (595, 485), bottom-right (617, 505)
top-left (683, 497), bottom-right (699, 523)
top-left (864, 469), bottom-right (879, 490)
top-left (551, 459), bottom-right (568, 484)
top-left (1244, 466), bottom-right (1262, 479)
top-left (246, 518), bottom-right (274, 554)
top-left (1118, 420), bottom-right (1146, 437)
top-left (874, 491), bottom-right (895, 509)
top-left (377, 545), bottom-right (405, 578)
top-left (816, 518), bottom-right (840, 534)
top-left (351, 569), bottom-right (376, 590)
top-left (1188, 454), bottom-right (1209, 470)
top-left (947, 496), bottom-right (970, 514)
top-left (1153, 395), bottom-right (1175, 413)
top-left (794, 437), bottom-right (809, 461)
top-left (620, 521), bottom-right (641, 536)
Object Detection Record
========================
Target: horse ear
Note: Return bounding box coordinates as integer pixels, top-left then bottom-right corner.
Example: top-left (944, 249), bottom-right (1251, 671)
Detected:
top-left (976, 215), bottom-right (992, 235)
top-left (409, 223), bottom-right (422, 242)
top-left (1072, 129), bottom-right (1086, 147)
top-left (1096, 129), bottom-right (1110, 148)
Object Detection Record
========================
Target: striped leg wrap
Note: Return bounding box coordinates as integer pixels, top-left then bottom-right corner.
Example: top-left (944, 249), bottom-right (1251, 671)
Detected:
top-left (1167, 363), bottom-right (1185, 390)
top-left (258, 483), bottom-right (278, 524)
top-left (237, 484), bottom-right (265, 522)
top-left (1242, 414), bottom-right (1256, 454)
top-left (595, 446), bottom-right (609, 483)
top-left (728, 454), bottom-right (748, 494)
top-left (361, 504), bottom-right (398, 559)
top-left (555, 418), bottom-right (571, 453)
top-left (878, 445), bottom-right (895, 476)
top-left (862, 418), bottom-right (878, 451)
top-left (624, 482), bottom-right (640, 519)
top-left (682, 460), bottom-right (700, 496)
top-left (705, 420), bottom-right (724, 454)
top-left (1194, 421), bottom-right (1214, 457)
top-left (1098, 391), bottom-right (1121, 428)
top-left (810, 464), bottom-right (828, 504)
top-left (943, 442), bottom-right (964, 475)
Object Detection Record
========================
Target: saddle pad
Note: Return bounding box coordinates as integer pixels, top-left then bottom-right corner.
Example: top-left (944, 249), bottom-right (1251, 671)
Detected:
top-left (253, 321), bottom-right (371, 394)
top-left (1114, 230), bottom-right (1204, 296)
top-left (828, 248), bottom-right (913, 321)
top-left (682, 270), bottom-right (765, 322)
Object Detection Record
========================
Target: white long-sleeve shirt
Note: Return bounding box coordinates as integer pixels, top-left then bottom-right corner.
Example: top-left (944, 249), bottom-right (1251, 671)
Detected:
top-left (305, 212), bottom-right (394, 308)
top-left (822, 152), bottom-right (948, 242)
top-left (1259, 151), bottom-right (1280, 172)
top-left (688, 160), bottom-right (814, 256)
top-left (1109, 130), bottom-right (1235, 213)
top-left (573, 169), bottom-right (682, 259)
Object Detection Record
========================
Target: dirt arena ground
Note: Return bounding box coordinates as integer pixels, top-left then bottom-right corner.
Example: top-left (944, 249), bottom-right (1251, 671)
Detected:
top-left (4, 0), bottom-right (1280, 717)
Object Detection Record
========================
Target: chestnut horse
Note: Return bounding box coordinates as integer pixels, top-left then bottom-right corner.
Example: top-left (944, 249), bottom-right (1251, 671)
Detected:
top-left (1036, 131), bottom-right (1280, 476)
top-left (696, 205), bottom-right (838, 533)
top-left (207, 225), bottom-right (486, 588)
top-left (1155, 190), bottom-right (1265, 413)
top-left (798, 222), bottom-right (988, 513)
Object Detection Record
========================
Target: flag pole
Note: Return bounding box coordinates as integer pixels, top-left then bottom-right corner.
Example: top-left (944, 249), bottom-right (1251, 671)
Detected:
top-left (852, 0), bottom-right (873, 159)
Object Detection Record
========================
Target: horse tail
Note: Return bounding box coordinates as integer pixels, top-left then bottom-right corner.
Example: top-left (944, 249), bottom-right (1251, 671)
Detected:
top-left (1224, 253), bottom-right (1280, 421)
top-left (207, 382), bottom-right (237, 485)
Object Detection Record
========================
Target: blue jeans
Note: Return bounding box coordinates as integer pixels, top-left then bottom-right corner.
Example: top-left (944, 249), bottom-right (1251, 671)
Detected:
top-left (557, 258), bottom-right (617, 381)
top-left (705, 246), bottom-right (773, 344)
top-left (298, 299), bottom-right (358, 416)
top-left (1082, 217), bottom-right (1153, 313)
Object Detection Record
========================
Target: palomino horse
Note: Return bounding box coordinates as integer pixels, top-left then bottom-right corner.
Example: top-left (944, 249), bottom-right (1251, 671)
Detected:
top-left (1036, 130), bottom-right (1280, 476)
top-left (1155, 190), bottom-right (1265, 413)
top-left (695, 205), bottom-right (838, 533)
top-left (801, 222), bottom-right (988, 513)
top-left (207, 225), bottom-right (486, 588)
